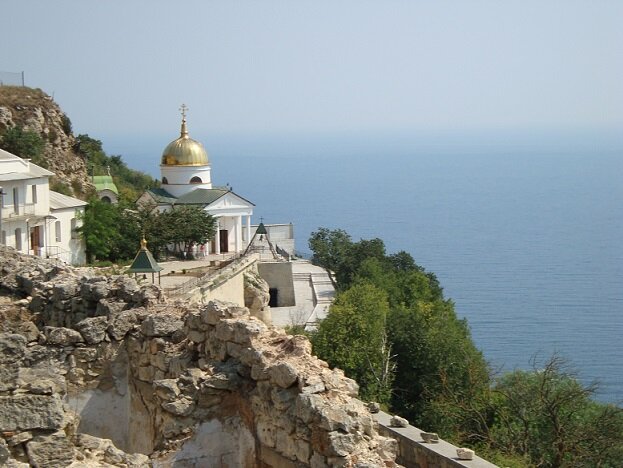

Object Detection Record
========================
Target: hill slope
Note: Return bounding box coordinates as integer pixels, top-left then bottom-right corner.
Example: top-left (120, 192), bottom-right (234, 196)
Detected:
top-left (0, 86), bottom-right (93, 197)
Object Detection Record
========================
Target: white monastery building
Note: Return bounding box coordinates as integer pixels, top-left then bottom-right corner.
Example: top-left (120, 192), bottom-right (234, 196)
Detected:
top-left (0, 148), bottom-right (86, 264)
top-left (138, 107), bottom-right (254, 255)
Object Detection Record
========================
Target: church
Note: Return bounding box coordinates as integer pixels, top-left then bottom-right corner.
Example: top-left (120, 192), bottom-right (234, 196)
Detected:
top-left (138, 106), bottom-right (254, 255)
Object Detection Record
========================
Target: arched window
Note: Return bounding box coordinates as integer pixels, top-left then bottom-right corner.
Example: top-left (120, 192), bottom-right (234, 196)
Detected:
top-left (190, 176), bottom-right (202, 184)
top-left (101, 196), bottom-right (112, 204)
top-left (162, 177), bottom-right (169, 184)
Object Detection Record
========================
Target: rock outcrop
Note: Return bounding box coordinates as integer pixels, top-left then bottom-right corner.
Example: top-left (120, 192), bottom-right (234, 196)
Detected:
top-left (0, 86), bottom-right (93, 197)
top-left (0, 247), bottom-right (399, 467)
top-left (244, 269), bottom-right (272, 324)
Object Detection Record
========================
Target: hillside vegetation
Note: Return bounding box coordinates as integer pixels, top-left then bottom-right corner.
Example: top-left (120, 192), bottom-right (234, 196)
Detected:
top-left (308, 228), bottom-right (623, 468)
top-left (0, 86), bottom-right (156, 200)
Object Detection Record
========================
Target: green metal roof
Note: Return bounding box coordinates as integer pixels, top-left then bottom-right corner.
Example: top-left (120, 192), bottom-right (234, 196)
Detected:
top-left (255, 222), bottom-right (268, 235)
top-left (146, 187), bottom-right (178, 204)
top-left (92, 175), bottom-right (119, 195)
top-left (175, 188), bottom-right (228, 205)
top-left (127, 248), bottom-right (163, 273)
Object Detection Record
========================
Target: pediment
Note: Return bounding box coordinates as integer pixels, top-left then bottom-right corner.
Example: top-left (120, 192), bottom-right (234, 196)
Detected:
top-left (207, 191), bottom-right (254, 210)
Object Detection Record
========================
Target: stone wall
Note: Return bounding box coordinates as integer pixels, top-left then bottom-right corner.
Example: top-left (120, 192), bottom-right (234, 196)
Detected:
top-left (374, 412), bottom-right (498, 468)
top-left (174, 254), bottom-right (259, 307)
top-left (0, 247), bottom-right (399, 467)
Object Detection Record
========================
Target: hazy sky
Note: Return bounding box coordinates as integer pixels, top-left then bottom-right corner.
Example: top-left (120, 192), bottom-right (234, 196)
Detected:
top-left (2, 1), bottom-right (622, 144)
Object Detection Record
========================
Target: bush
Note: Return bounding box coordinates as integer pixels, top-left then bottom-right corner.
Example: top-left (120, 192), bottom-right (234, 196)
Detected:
top-left (0, 126), bottom-right (45, 162)
top-left (61, 114), bottom-right (72, 135)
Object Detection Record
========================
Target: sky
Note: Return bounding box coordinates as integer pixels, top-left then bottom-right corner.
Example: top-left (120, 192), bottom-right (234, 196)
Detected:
top-left (2, 0), bottom-right (622, 159)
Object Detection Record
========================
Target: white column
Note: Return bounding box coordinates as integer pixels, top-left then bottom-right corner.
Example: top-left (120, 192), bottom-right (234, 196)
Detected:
top-left (234, 216), bottom-right (240, 253)
top-left (246, 215), bottom-right (251, 246)
top-left (215, 218), bottom-right (220, 254)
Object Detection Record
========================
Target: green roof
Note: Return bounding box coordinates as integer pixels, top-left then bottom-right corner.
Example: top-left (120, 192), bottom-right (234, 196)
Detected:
top-left (92, 175), bottom-right (119, 195)
top-left (147, 187), bottom-right (178, 204)
top-left (127, 248), bottom-right (163, 273)
top-left (175, 188), bottom-right (228, 205)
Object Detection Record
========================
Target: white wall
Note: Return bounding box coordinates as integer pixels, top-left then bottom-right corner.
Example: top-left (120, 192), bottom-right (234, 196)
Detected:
top-left (50, 206), bottom-right (86, 265)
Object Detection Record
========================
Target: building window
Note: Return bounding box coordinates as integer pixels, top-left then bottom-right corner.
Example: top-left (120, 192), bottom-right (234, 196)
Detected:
top-left (13, 187), bottom-right (19, 214)
top-left (70, 218), bottom-right (78, 239)
top-left (55, 221), bottom-right (61, 242)
top-left (162, 177), bottom-right (168, 184)
top-left (15, 228), bottom-right (22, 250)
top-left (31, 184), bottom-right (37, 204)
top-left (190, 176), bottom-right (202, 184)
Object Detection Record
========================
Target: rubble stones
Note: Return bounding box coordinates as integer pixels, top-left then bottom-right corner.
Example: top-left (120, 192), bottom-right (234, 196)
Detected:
top-left (389, 415), bottom-right (409, 428)
top-left (0, 250), bottom-right (400, 467)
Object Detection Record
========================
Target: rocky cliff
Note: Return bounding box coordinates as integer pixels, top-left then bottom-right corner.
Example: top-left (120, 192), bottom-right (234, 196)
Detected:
top-left (0, 86), bottom-right (93, 198)
top-left (0, 247), bottom-right (399, 467)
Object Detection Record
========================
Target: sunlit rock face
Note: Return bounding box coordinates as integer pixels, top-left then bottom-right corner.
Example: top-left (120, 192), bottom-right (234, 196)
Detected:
top-left (0, 247), bottom-right (399, 467)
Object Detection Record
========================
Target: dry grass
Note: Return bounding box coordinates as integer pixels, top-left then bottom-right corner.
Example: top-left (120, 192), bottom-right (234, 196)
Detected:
top-left (0, 85), bottom-right (51, 110)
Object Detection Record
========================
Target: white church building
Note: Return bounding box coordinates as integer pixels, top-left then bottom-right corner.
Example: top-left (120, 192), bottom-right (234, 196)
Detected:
top-left (0, 148), bottom-right (87, 264)
top-left (138, 108), bottom-right (254, 255)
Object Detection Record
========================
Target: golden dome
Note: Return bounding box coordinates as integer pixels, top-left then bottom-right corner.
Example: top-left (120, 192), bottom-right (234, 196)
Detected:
top-left (161, 117), bottom-right (209, 166)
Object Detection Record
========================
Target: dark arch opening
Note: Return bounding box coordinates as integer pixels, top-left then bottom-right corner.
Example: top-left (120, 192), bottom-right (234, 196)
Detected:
top-left (162, 177), bottom-right (169, 184)
top-left (190, 176), bottom-right (202, 184)
top-left (101, 196), bottom-right (112, 204)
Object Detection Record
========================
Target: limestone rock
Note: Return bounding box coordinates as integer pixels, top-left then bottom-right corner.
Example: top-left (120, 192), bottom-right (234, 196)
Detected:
top-left (107, 309), bottom-right (137, 340)
top-left (140, 314), bottom-right (183, 337)
top-left (389, 415), bottom-right (408, 428)
top-left (0, 395), bottom-right (64, 431)
top-left (26, 432), bottom-right (74, 468)
top-left (154, 379), bottom-right (181, 401)
top-left (244, 270), bottom-right (272, 324)
top-left (270, 362), bottom-right (299, 388)
top-left (162, 396), bottom-right (195, 416)
top-left (200, 300), bottom-right (249, 325)
top-left (75, 316), bottom-right (108, 344)
top-left (80, 280), bottom-right (111, 302)
top-left (0, 438), bottom-right (9, 464)
top-left (0, 333), bottom-right (27, 364)
top-left (457, 447), bottom-right (475, 460)
top-left (44, 326), bottom-right (83, 345)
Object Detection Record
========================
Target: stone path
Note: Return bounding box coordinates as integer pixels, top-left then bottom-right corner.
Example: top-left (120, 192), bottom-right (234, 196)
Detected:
top-left (149, 255), bottom-right (335, 330)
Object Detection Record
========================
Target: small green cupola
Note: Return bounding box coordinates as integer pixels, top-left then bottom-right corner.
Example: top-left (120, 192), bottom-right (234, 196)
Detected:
top-left (127, 237), bottom-right (163, 283)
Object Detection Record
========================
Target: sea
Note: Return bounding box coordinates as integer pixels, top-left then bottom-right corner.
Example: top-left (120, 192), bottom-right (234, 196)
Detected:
top-left (107, 130), bottom-right (623, 403)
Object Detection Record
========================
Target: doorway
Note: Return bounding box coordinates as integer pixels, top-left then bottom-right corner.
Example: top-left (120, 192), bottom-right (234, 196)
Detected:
top-left (219, 230), bottom-right (229, 253)
top-left (30, 225), bottom-right (42, 256)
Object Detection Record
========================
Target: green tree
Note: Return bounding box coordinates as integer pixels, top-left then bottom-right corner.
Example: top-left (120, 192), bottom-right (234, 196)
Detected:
top-left (312, 283), bottom-right (394, 404)
top-left (77, 198), bottom-right (121, 262)
top-left (75, 133), bottom-right (157, 202)
top-left (165, 206), bottom-right (216, 257)
top-left (488, 355), bottom-right (623, 468)
top-left (308, 228), bottom-right (352, 286)
top-left (0, 126), bottom-right (45, 166)
top-left (116, 202), bottom-right (173, 260)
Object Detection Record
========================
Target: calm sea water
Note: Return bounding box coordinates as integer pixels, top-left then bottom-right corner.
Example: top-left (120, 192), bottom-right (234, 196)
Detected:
top-left (115, 134), bottom-right (623, 402)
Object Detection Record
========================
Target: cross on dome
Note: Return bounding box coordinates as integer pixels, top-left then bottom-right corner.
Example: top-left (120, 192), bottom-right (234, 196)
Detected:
top-left (179, 103), bottom-right (188, 120)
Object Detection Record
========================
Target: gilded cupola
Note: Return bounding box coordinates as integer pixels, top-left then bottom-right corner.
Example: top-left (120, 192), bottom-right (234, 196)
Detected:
top-left (161, 106), bottom-right (209, 166)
